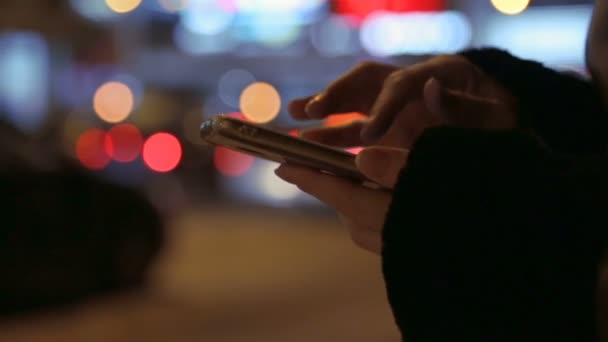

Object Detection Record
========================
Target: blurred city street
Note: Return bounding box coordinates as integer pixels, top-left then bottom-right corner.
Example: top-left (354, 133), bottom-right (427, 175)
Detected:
top-left (0, 0), bottom-right (596, 340)
top-left (0, 207), bottom-right (400, 341)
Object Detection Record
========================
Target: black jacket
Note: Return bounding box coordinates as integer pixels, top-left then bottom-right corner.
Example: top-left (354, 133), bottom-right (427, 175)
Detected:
top-left (382, 49), bottom-right (608, 341)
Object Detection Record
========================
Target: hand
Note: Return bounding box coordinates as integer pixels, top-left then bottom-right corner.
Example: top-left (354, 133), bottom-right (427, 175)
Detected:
top-left (275, 147), bottom-right (408, 255)
top-left (289, 55), bottom-right (517, 147)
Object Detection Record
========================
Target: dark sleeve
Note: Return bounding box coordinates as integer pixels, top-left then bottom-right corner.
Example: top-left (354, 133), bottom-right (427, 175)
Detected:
top-left (461, 48), bottom-right (608, 156)
top-left (382, 126), bottom-right (607, 341)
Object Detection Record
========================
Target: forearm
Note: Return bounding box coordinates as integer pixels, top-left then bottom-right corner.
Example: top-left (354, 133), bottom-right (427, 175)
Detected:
top-left (461, 48), bottom-right (608, 156)
top-left (382, 127), bottom-right (607, 341)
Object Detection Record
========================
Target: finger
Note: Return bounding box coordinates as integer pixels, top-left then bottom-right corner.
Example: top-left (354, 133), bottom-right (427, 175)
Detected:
top-left (361, 64), bottom-right (435, 143)
top-left (424, 78), bottom-right (516, 130)
top-left (355, 147), bottom-right (408, 188)
top-left (300, 121), bottom-right (366, 147)
top-left (305, 62), bottom-right (398, 119)
top-left (275, 164), bottom-right (390, 229)
top-left (288, 95), bottom-right (317, 120)
top-left (337, 213), bottom-right (381, 255)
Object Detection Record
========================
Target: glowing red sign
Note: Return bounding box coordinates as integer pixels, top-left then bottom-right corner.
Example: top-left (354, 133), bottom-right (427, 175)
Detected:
top-left (333, 0), bottom-right (445, 22)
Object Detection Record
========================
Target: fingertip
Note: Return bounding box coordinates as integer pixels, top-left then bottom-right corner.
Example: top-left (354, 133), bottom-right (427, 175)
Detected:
top-left (288, 98), bottom-right (312, 120)
top-left (275, 164), bottom-right (306, 183)
top-left (305, 96), bottom-right (325, 118)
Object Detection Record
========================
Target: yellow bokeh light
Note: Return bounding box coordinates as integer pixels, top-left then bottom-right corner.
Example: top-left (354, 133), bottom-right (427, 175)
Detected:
top-left (105, 0), bottom-right (143, 13)
top-left (158, 0), bottom-right (189, 12)
top-left (239, 82), bottom-right (281, 123)
top-left (490, 0), bottom-right (530, 15)
top-left (93, 81), bottom-right (134, 124)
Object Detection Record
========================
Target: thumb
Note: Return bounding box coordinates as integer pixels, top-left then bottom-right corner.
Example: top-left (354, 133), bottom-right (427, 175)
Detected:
top-left (355, 147), bottom-right (408, 188)
top-left (424, 78), bottom-right (515, 129)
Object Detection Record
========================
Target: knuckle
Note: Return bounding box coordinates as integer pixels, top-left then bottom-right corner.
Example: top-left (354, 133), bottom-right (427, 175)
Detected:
top-left (355, 61), bottom-right (384, 72)
top-left (384, 70), bottom-right (406, 86)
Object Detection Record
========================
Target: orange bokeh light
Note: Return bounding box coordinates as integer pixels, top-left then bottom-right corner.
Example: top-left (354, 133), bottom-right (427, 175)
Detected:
top-left (104, 124), bottom-right (143, 162)
top-left (76, 128), bottom-right (111, 170)
top-left (106, 0), bottom-right (142, 13)
top-left (143, 133), bottom-right (183, 173)
top-left (239, 82), bottom-right (281, 123)
top-left (93, 81), bottom-right (134, 123)
top-left (214, 146), bottom-right (255, 177)
top-left (324, 112), bottom-right (367, 127)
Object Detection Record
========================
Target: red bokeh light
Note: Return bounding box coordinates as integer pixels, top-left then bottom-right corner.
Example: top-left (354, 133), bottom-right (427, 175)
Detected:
top-left (214, 146), bottom-right (255, 177)
top-left (143, 132), bottom-right (182, 173)
top-left (333, 0), bottom-right (445, 21)
top-left (226, 112), bottom-right (247, 120)
top-left (289, 129), bottom-right (299, 137)
top-left (76, 128), bottom-right (111, 170)
top-left (347, 147), bottom-right (364, 155)
top-left (104, 124), bottom-right (143, 162)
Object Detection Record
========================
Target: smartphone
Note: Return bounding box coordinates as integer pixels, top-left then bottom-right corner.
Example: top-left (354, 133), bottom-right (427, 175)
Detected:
top-left (200, 115), bottom-right (370, 183)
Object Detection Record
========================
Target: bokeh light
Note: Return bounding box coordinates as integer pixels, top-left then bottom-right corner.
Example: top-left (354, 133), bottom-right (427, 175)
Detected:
top-left (214, 146), bottom-right (255, 177)
top-left (325, 113), bottom-right (366, 127)
top-left (480, 5), bottom-right (591, 65)
top-left (226, 112), bottom-right (248, 120)
top-left (143, 133), bottom-right (183, 173)
top-left (158, 0), bottom-right (189, 12)
top-left (181, 0), bottom-right (234, 35)
top-left (93, 81), bottom-right (134, 123)
top-left (69, 0), bottom-right (117, 21)
top-left (347, 147), bottom-right (363, 154)
top-left (257, 161), bottom-right (299, 201)
top-left (234, 0), bottom-right (324, 13)
top-left (111, 73), bottom-right (144, 109)
top-left (0, 32), bottom-right (49, 132)
top-left (173, 22), bottom-right (236, 55)
top-left (104, 124), bottom-right (144, 162)
top-left (310, 16), bottom-right (359, 57)
top-left (360, 11), bottom-right (472, 56)
top-left (218, 69), bottom-right (256, 108)
top-left (239, 82), bottom-right (281, 123)
top-left (240, 18), bottom-right (304, 48)
top-left (490, 0), bottom-right (530, 15)
top-left (76, 128), bottom-right (111, 170)
top-left (217, 0), bottom-right (237, 12)
top-left (105, 0), bottom-right (142, 13)
top-left (333, 0), bottom-right (445, 24)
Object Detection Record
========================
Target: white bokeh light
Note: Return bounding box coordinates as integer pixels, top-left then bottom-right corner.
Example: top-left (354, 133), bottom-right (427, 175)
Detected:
top-left (360, 11), bottom-right (472, 57)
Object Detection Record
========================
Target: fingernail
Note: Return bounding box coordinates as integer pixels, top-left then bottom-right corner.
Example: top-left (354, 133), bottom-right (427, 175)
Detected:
top-left (305, 95), bottom-right (324, 118)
